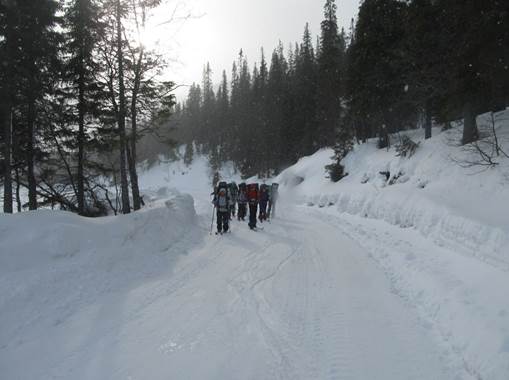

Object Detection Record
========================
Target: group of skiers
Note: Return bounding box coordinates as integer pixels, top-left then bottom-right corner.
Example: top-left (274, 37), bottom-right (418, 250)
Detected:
top-left (212, 181), bottom-right (279, 234)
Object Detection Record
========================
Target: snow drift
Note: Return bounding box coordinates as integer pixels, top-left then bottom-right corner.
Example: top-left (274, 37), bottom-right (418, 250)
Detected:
top-left (0, 190), bottom-right (201, 380)
top-left (276, 121), bottom-right (509, 380)
top-left (278, 126), bottom-right (509, 269)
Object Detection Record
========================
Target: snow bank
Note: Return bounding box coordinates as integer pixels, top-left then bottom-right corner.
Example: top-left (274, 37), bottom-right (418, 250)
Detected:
top-left (313, 209), bottom-right (509, 380)
top-left (0, 190), bottom-right (197, 271)
top-left (276, 117), bottom-right (509, 380)
top-left (278, 126), bottom-right (509, 269)
top-left (0, 190), bottom-right (201, 379)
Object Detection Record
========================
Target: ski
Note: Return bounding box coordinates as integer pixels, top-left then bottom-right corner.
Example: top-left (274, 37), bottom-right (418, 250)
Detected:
top-left (215, 230), bottom-right (232, 235)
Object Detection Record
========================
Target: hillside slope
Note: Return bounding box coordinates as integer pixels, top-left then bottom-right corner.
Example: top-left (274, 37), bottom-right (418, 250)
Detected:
top-left (275, 123), bottom-right (509, 380)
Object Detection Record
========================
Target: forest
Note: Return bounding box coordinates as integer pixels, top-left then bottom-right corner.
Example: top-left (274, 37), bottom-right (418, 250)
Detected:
top-left (1, 0), bottom-right (508, 215)
top-left (0, 0), bottom-right (175, 216)
top-left (173, 0), bottom-right (508, 180)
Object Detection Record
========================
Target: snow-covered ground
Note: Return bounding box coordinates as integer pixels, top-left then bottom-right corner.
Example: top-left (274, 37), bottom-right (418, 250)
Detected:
top-left (275, 118), bottom-right (509, 380)
top-left (1, 119), bottom-right (509, 379)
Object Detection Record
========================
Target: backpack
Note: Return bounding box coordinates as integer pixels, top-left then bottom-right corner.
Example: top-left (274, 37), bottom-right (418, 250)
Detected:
top-left (259, 184), bottom-right (269, 202)
top-left (215, 182), bottom-right (229, 211)
top-left (216, 181), bottom-right (228, 194)
top-left (237, 183), bottom-right (247, 204)
top-left (228, 182), bottom-right (238, 201)
top-left (271, 183), bottom-right (279, 201)
top-left (247, 183), bottom-right (259, 204)
top-left (217, 191), bottom-right (228, 211)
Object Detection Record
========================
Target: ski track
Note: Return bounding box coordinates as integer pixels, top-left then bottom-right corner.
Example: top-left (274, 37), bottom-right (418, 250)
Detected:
top-left (140, 205), bottom-right (457, 380)
top-left (3, 204), bottom-right (465, 380)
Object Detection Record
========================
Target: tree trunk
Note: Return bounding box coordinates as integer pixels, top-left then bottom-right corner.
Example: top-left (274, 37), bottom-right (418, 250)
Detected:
top-left (77, 1), bottom-right (86, 215)
top-left (116, 0), bottom-right (131, 214)
top-left (27, 97), bottom-right (37, 210)
top-left (462, 101), bottom-right (478, 145)
top-left (2, 103), bottom-right (13, 213)
top-left (128, 49), bottom-right (143, 211)
top-left (424, 99), bottom-right (432, 140)
top-left (3, 5), bottom-right (14, 213)
top-left (127, 129), bottom-right (141, 211)
top-left (355, 120), bottom-right (367, 144)
top-left (77, 56), bottom-right (85, 215)
top-left (126, 141), bottom-right (140, 210)
top-left (15, 166), bottom-right (21, 213)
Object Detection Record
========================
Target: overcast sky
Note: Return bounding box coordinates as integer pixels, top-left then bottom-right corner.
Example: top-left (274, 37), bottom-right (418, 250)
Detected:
top-left (147, 0), bottom-right (360, 100)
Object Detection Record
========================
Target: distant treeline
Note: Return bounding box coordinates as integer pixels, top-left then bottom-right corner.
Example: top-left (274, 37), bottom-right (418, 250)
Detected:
top-left (173, 0), bottom-right (508, 179)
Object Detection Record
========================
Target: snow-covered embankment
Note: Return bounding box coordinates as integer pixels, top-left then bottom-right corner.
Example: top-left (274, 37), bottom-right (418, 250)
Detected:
top-left (276, 125), bottom-right (509, 380)
top-left (0, 191), bottom-right (200, 379)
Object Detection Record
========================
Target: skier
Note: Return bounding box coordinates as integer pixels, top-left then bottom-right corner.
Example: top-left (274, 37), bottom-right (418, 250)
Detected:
top-left (228, 182), bottom-right (238, 219)
top-left (258, 184), bottom-right (270, 222)
top-left (237, 182), bottom-right (248, 221)
top-left (213, 182), bottom-right (230, 234)
top-left (247, 183), bottom-right (259, 230)
top-left (268, 183), bottom-right (279, 219)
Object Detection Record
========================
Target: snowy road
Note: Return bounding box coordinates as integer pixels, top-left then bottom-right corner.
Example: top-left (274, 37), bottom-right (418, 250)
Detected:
top-left (2, 201), bottom-right (468, 380)
top-left (80, 206), bottom-right (455, 380)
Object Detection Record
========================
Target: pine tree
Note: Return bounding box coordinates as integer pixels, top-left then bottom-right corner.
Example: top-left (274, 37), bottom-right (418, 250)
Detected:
top-left (251, 49), bottom-right (270, 175)
top-left (11, 0), bottom-right (61, 210)
top-left (267, 45), bottom-right (288, 172)
top-left (183, 143), bottom-right (194, 167)
top-left (404, 0), bottom-right (442, 139)
top-left (436, 0), bottom-right (508, 144)
top-left (201, 62), bottom-right (216, 153)
top-left (326, 128), bottom-right (353, 182)
top-left (236, 50), bottom-right (255, 175)
top-left (346, 0), bottom-right (408, 147)
top-left (295, 23), bottom-right (318, 156)
top-left (63, 0), bottom-right (104, 215)
top-left (216, 70), bottom-right (230, 162)
top-left (316, 0), bottom-right (345, 148)
top-left (185, 83), bottom-right (202, 147)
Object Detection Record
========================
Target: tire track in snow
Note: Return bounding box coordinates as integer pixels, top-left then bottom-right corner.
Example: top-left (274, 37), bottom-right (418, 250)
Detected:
top-left (303, 207), bottom-right (468, 380)
top-left (110, 204), bottom-right (461, 380)
top-left (305, 239), bottom-right (355, 380)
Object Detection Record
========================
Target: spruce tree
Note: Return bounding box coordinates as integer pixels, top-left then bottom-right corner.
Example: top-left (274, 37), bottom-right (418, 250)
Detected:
top-left (201, 62), bottom-right (216, 153)
top-left (251, 49), bottom-right (269, 175)
top-left (316, 0), bottom-right (344, 148)
top-left (267, 45), bottom-right (288, 172)
top-left (216, 70), bottom-right (230, 163)
top-left (183, 143), bottom-right (194, 167)
top-left (346, 0), bottom-right (408, 146)
top-left (295, 23), bottom-right (318, 156)
top-left (12, 0), bottom-right (61, 210)
top-left (404, 0), bottom-right (449, 140)
top-left (63, 0), bottom-right (104, 215)
top-left (236, 51), bottom-right (255, 176)
top-left (436, 0), bottom-right (508, 144)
